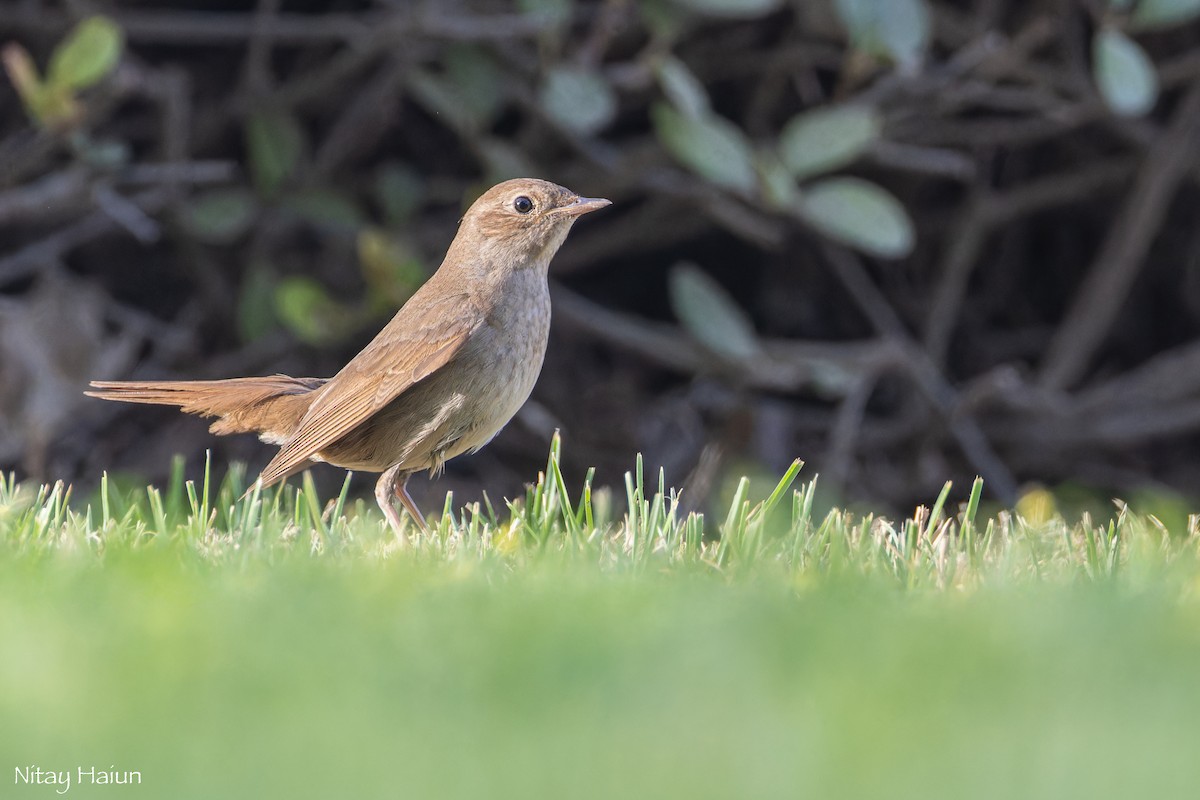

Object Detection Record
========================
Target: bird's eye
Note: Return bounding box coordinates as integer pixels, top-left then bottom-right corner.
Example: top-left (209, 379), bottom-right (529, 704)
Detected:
top-left (513, 196), bottom-right (534, 214)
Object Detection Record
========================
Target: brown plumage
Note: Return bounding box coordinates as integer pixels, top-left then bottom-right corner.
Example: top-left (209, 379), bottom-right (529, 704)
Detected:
top-left (87, 375), bottom-right (326, 442)
top-left (88, 178), bottom-right (610, 543)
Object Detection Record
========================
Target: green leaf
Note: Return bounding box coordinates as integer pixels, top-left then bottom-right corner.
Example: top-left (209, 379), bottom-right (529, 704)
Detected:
top-left (1093, 28), bottom-right (1159, 117)
top-left (444, 46), bottom-right (505, 128)
top-left (640, 0), bottom-right (690, 40)
top-left (668, 263), bottom-right (761, 361)
top-left (374, 163), bottom-right (424, 225)
top-left (408, 72), bottom-right (471, 134)
top-left (47, 16), bottom-right (123, 90)
top-left (2, 43), bottom-right (75, 128)
top-left (280, 189), bottom-right (364, 229)
top-left (757, 149), bottom-right (800, 211)
top-left (181, 188), bottom-right (259, 244)
top-left (409, 47), bottom-right (505, 135)
top-left (667, 0), bottom-right (783, 19)
top-left (1131, 0), bottom-right (1200, 30)
top-left (273, 277), bottom-right (352, 345)
top-left (72, 135), bottom-right (131, 170)
top-left (652, 103), bottom-right (757, 194)
top-left (832, 0), bottom-right (930, 68)
top-left (654, 56), bottom-right (710, 119)
top-left (539, 66), bottom-right (617, 135)
top-left (798, 177), bottom-right (915, 258)
top-left (237, 261), bottom-right (280, 343)
top-left (518, 0), bottom-right (574, 26)
top-left (780, 105), bottom-right (882, 179)
top-left (358, 227), bottom-right (428, 306)
top-left (26, 84), bottom-right (79, 129)
top-left (478, 139), bottom-right (537, 183)
top-left (245, 110), bottom-right (306, 196)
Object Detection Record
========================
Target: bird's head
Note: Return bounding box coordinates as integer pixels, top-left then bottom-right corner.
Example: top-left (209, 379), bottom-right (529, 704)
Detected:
top-left (456, 178), bottom-right (611, 270)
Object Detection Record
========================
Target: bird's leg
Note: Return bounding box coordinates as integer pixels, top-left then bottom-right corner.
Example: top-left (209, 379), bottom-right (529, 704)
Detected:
top-left (375, 464), bottom-right (424, 546)
top-left (394, 471), bottom-right (428, 533)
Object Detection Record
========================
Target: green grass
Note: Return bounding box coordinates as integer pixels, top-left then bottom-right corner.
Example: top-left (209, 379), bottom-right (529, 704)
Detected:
top-left (4, 438), bottom-right (1200, 798)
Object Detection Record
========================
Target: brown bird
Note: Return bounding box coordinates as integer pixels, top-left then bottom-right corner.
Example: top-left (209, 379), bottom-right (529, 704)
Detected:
top-left (88, 178), bottom-right (610, 543)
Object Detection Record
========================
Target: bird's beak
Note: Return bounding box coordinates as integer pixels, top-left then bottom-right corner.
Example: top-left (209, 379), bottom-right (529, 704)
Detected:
top-left (557, 195), bottom-right (612, 217)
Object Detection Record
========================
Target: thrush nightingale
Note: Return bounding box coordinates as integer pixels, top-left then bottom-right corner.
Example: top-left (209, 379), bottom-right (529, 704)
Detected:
top-left (89, 178), bottom-right (610, 543)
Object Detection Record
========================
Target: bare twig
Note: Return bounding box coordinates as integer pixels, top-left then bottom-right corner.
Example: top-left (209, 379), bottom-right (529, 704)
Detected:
top-left (313, 55), bottom-right (408, 176)
top-left (824, 373), bottom-right (878, 490)
top-left (1075, 339), bottom-right (1200, 413)
top-left (821, 244), bottom-right (1018, 502)
top-left (638, 168), bottom-right (786, 249)
top-left (240, 0), bottom-right (283, 97)
top-left (983, 158), bottom-right (1135, 225)
top-left (550, 282), bottom-right (889, 394)
top-left (0, 167), bottom-right (89, 225)
top-left (0, 8), bottom-right (551, 45)
top-left (924, 187), bottom-right (989, 363)
top-left (868, 141), bottom-right (977, 181)
top-left (0, 187), bottom-right (172, 284)
top-left (91, 184), bottom-right (160, 243)
top-left (119, 160), bottom-right (237, 186)
top-left (1039, 81), bottom-right (1200, 390)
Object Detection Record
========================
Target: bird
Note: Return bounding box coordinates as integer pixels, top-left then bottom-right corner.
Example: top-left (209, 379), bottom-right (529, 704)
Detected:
top-left (88, 178), bottom-right (610, 543)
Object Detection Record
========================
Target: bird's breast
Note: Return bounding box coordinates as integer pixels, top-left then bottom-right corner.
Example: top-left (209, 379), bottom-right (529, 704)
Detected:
top-left (478, 271), bottom-right (551, 402)
top-left (442, 269), bottom-right (551, 455)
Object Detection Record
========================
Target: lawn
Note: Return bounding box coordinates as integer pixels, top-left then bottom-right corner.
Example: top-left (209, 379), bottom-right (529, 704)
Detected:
top-left (3, 443), bottom-right (1200, 799)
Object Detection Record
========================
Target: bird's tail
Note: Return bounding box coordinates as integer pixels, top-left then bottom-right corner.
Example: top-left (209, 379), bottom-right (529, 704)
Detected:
top-left (86, 374), bottom-right (326, 443)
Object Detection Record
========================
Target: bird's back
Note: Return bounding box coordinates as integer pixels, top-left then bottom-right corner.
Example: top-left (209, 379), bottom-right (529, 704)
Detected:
top-left (315, 265), bottom-right (552, 476)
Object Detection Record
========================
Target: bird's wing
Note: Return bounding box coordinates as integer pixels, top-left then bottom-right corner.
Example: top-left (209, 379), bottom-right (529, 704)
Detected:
top-left (256, 291), bottom-right (481, 487)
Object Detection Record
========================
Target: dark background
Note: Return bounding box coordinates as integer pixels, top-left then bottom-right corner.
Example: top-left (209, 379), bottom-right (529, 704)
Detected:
top-left (2, 0), bottom-right (1198, 518)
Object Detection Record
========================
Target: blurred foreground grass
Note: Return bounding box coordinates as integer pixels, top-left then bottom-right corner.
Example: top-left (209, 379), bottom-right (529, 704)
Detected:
top-left (3, 443), bottom-right (1200, 799)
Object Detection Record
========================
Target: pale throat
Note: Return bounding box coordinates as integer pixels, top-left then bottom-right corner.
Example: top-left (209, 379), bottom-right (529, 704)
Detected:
top-left (473, 222), bottom-right (574, 275)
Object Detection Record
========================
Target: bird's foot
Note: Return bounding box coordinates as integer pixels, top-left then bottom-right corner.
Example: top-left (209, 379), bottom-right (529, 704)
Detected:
top-left (375, 465), bottom-right (428, 546)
